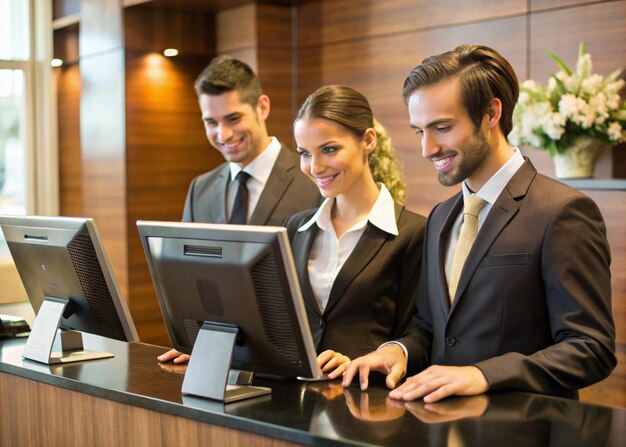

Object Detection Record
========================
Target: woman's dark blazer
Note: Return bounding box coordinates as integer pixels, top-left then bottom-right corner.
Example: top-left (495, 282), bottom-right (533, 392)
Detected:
top-left (286, 203), bottom-right (426, 359)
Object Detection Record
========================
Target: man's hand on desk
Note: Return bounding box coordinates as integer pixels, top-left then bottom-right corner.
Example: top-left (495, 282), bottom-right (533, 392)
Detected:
top-left (157, 348), bottom-right (190, 364)
top-left (388, 365), bottom-right (489, 403)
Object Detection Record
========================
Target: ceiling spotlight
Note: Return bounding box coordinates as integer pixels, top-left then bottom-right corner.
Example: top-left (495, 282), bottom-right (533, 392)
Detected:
top-left (51, 58), bottom-right (63, 67)
top-left (163, 48), bottom-right (179, 57)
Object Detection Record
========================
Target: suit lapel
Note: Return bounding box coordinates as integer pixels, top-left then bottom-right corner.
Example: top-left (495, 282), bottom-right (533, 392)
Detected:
top-left (250, 145), bottom-right (295, 225)
top-left (293, 224), bottom-right (323, 316)
top-left (435, 194), bottom-right (464, 315)
top-left (323, 204), bottom-right (403, 315)
top-left (208, 166), bottom-right (229, 223)
top-left (450, 160), bottom-right (536, 311)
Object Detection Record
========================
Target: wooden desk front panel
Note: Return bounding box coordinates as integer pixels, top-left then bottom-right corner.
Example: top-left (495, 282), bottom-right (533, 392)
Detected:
top-left (0, 373), bottom-right (301, 447)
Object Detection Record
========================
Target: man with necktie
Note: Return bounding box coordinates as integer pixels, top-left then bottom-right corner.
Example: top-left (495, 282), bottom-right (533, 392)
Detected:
top-left (181, 56), bottom-right (319, 226)
top-left (158, 56), bottom-right (320, 365)
top-left (341, 44), bottom-right (616, 403)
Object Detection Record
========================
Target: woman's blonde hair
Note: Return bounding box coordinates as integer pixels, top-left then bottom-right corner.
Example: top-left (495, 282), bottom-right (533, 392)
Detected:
top-left (295, 85), bottom-right (406, 203)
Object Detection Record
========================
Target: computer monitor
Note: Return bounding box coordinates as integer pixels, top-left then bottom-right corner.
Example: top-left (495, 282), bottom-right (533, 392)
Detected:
top-left (137, 220), bottom-right (324, 403)
top-left (0, 215), bottom-right (139, 363)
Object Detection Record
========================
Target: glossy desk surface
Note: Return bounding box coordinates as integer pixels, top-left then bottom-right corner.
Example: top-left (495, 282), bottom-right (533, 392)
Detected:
top-left (1, 334), bottom-right (624, 447)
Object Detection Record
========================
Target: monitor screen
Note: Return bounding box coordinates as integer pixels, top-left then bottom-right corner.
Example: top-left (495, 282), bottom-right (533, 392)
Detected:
top-left (136, 220), bottom-right (323, 381)
top-left (0, 215), bottom-right (139, 343)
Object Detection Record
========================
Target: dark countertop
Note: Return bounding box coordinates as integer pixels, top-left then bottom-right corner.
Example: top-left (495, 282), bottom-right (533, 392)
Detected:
top-left (1, 334), bottom-right (624, 447)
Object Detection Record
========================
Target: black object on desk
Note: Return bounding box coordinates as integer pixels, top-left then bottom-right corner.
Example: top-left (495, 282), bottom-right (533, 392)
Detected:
top-left (0, 314), bottom-right (30, 339)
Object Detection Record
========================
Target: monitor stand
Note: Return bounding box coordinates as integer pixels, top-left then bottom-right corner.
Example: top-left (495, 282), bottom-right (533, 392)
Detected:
top-left (22, 296), bottom-right (114, 364)
top-left (182, 321), bottom-right (271, 403)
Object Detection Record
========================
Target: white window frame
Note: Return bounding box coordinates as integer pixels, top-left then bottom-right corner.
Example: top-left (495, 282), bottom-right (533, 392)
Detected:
top-left (0, 0), bottom-right (58, 307)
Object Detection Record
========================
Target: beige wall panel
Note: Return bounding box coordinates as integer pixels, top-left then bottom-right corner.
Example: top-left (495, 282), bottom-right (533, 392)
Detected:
top-left (79, 0), bottom-right (123, 56)
top-left (216, 3), bottom-right (256, 53)
top-left (530, 0), bottom-right (610, 12)
top-left (79, 50), bottom-right (128, 298)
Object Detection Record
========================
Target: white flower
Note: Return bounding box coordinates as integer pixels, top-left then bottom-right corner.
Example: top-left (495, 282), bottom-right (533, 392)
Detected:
top-left (581, 74), bottom-right (604, 95)
top-left (543, 112), bottom-right (566, 140)
top-left (576, 53), bottom-right (593, 78)
top-left (558, 94), bottom-right (585, 119)
top-left (607, 122), bottom-right (624, 142)
top-left (510, 44), bottom-right (626, 153)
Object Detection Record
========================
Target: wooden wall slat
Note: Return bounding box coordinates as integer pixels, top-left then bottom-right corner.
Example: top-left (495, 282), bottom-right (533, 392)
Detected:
top-left (57, 65), bottom-right (83, 218)
top-left (125, 6), bottom-right (215, 54)
top-left (296, 0), bottom-right (527, 47)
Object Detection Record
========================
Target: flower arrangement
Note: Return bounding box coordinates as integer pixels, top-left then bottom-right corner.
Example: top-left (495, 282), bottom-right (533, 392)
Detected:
top-left (509, 43), bottom-right (626, 156)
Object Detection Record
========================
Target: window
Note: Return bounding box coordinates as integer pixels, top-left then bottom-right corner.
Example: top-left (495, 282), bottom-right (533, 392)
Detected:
top-left (0, 0), bottom-right (56, 304)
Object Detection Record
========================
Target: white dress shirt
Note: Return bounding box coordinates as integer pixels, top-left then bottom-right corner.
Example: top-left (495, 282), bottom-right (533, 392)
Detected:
top-left (297, 184), bottom-right (398, 313)
top-left (227, 137), bottom-right (282, 222)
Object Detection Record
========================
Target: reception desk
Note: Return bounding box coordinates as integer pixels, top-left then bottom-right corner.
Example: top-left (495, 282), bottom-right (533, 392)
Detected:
top-left (1, 334), bottom-right (624, 446)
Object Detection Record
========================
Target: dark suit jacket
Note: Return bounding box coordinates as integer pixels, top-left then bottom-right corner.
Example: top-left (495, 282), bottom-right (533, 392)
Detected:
top-left (287, 203), bottom-right (426, 359)
top-left (182, 144), bottom-right (320, 225)
top-left (399, 159), bottom-right (616, 397)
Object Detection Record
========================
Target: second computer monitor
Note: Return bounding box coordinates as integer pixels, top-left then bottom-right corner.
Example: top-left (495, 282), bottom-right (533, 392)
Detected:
top-left (137, 221), bottom-right (322, 381)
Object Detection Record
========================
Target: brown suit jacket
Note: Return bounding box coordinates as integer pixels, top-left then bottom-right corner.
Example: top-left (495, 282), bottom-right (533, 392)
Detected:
top-left (287, 203), bottom-right (426, 359)
top-left (182, 144), bottom-right (320, 225)
top-left (399, 159), bottom-right (616, 397)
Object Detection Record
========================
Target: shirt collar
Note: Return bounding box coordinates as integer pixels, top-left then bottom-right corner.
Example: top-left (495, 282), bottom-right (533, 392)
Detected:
top-left (297, 183), bottom-right (399, 236)
top-left (229, 137), bottom-right (281, 184)
top-left (462, 147), bottom-right (525, 204)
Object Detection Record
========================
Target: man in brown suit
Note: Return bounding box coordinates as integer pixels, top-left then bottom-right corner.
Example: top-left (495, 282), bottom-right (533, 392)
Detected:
top-left (341, 44), bottom-right (616, 402)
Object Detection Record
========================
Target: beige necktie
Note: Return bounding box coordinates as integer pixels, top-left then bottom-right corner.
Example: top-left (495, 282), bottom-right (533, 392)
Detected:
top-left (448, 194), bottom-right (487, 302)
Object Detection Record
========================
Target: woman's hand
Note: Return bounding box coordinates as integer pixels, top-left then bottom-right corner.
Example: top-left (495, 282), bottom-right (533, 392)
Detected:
top-left (157, 348), bottom-right (190, 364)
top-left (317, 349), bottom-right (351, 379)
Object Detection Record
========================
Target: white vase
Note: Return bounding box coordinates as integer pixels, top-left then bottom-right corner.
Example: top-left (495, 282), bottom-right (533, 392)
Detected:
top-left (551, 136), bottom-right (604, 179)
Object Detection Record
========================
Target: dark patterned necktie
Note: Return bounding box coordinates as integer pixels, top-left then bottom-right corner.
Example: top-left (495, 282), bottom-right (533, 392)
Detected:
top-left (229, 171), bottom-right (251, 224)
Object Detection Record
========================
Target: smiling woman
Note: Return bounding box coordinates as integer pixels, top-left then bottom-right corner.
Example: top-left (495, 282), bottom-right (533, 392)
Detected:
top-left (286, 85), bottom-right (426, 379)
